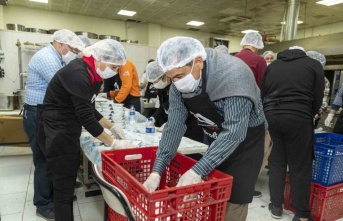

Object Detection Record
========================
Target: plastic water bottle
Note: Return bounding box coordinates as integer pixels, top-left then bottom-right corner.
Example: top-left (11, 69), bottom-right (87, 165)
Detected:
top-left (128, 104), bottom-right (136, 132)
top-left (145, 117), bottom-right (155, 146)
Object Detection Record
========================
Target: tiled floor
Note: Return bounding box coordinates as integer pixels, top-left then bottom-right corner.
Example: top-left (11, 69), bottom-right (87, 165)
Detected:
top-left (1, 154), bottom-right (342, 221)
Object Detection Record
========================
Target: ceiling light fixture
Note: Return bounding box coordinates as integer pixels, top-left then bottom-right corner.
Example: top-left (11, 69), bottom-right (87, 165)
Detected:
top-left (241, 29), bottom-right (259, 34)
top-left (29, 0), bottom-right (48, 3)
top-left (281, 20), bottom-right (304, 24)
top-left (316, 0), bottom-right (343, 6)
top-left (186, 21), bottom-right (205, 27)
top-left (118, 10), bottom-right (136, 16)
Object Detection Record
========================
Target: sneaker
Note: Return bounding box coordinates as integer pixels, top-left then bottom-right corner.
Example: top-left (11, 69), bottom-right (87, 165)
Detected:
top-left (268, 203), bottom-right (283, 219)
top-left (253, 190), bottom-right (262, 198)
top-left (36, 209), bottom-right (54, 221)
top-left (292, 215), bottom-right (313, 221)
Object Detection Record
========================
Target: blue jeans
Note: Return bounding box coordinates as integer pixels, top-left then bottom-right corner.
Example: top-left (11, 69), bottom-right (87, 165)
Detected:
top-left (23, 104), bottom-right (53, 212)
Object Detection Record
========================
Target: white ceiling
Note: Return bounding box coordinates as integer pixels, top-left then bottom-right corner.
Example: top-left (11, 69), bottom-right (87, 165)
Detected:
top-left (6, 0), bottom-right (343, 36)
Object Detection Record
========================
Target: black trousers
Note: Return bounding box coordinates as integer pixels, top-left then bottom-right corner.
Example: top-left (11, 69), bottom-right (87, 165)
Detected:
top-left (52, 175), bottom-right (77, 221)
top-left (267, 114), bottom-right (313, 218)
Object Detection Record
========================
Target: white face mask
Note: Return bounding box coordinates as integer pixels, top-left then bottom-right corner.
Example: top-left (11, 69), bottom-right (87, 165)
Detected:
top-left (267, 62), bottom-right (271, 66)
top-left (62, 51), bottom-right (77, 64)
top-left (96, 65), bottom-right (117, 79)
top-left (153, 79), bottom-right (169, 89)
top-left (174, 61), bottom-right (201, 93)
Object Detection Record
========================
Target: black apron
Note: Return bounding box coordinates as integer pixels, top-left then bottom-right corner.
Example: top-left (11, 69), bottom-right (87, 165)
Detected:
top-left (113, 74), bottom-right (141, 110)
top-left (144, 81), bottom-right (158, 101)
top-left (38, 67), bottom-right (102, 180)
top-left (182, 62), bottom-right (264, 204)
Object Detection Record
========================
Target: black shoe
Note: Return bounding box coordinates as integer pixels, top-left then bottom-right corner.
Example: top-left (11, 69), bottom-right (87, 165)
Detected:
top-left (36, 208), bottom-right (54, 221)
top-left (73, 194), bottom-right (77, 202)
top-left (268, 203), bottom-right (283, 219)
top-left (292, 215), bottom-right (313, 221)
top-left (253, 190), bottom-right (262, 198)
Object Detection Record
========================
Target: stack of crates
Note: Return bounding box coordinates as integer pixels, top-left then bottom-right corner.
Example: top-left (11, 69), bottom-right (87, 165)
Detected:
top-left (284, 132), bottom-right (343, 221)
top-left (101, 146), bottom-right (234, 221)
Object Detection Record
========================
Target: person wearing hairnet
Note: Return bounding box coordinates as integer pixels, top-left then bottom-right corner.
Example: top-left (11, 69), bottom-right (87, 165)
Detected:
top-left (214, 44), bottom-right (229, 54)
top-left (235, 32), bottom-right (268, 198)
top-left (37, 39), bottom-right (131, 221)
top-left (261, 46), bottom-right (324, 221)
top-left (306, 51), bottom-right (330, 129)
top-left (263, 51), bottom-right (275, 65)
top-left (99, 59), bottom-right (141, 111)
top-left (235, 32), bottom-right (267, 88)
top-left (145, 61), bottom-right (204, 145)
top-left (143, 37), bottom-right (267, 221)
top-left (23, 29), bottom-right (84, 220)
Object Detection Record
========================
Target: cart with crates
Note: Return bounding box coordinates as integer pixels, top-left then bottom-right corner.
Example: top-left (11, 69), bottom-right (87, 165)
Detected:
top-left (283, 132), bottom-right (343, 221)
top-left (101, 146), bottom-right (233, 221)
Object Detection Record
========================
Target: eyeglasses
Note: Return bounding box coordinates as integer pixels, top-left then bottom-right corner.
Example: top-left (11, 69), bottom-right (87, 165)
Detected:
top-left (66, 45), bottom-right (80, 55)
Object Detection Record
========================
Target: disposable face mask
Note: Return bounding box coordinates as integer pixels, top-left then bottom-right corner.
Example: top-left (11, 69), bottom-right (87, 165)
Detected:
top-left (62, 51), bottom-right (77, 64)
top-left (153, 79), bottom-right (169, 89)
top-left (96, 65), bottom-right (117, 79)
top-left (174, 61), bottom-right (201, 93)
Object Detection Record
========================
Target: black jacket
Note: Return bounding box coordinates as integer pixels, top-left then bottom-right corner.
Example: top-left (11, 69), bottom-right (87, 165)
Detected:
top-left (152, 85), bottom-right (170, 127)
top-left (261, 49), bottom-right (325, 119)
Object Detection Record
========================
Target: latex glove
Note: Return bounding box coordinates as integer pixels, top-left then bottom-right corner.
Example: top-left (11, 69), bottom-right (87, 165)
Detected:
top-left (176, 169), bottom-right (202, 201)
top-left (110, 125), bottom-right (126, 140)
top-left (325, 113), bottom-right (334, 127)
top-left (98, 93), bottom-right (107, 98)
top-left (143, 173), bottom-right (161, 192)
top-left (157, 123), bottom-right (166, 132)
top-left (110, 139), bottom-right (132, 149)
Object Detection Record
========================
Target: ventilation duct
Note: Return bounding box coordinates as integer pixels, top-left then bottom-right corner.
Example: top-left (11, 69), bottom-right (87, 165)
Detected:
top-left (219, 16), bottom-right (251, 24)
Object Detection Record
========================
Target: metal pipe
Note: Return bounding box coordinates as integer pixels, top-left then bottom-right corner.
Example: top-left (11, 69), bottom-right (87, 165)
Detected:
top-left (15, 39), bottom-right (24, 89)
top-left (284, 0), bottom-right (300, 41)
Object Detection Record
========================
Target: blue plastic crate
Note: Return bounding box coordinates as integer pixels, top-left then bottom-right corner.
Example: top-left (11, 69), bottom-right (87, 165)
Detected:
top-left (314, 132), bottom-right (343, 147)
top-left (312, 143), bottom-right (343, 186)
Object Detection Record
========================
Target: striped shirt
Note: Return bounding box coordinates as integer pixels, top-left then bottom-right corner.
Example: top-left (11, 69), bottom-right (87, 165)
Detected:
top-left (153, 83), bottom-right (266, 177)
top-left (315, 77), bottom-right (330, 119)
top-left (25, 44), bottom-right (64, 106)
top-left (331, 83), bottom-right (343, 111)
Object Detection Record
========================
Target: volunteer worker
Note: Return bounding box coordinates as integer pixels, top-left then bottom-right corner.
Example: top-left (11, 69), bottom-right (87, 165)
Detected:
top-left (143, 37), bottom-right (267, 221)
top-left (38, 39), bottom-right (131, 221)
top-left (145, 61), bottom-right (204, 143)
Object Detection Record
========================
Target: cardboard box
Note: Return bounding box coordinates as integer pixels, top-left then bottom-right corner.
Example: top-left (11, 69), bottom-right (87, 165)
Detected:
top-left (0, 115), bottom-right (29, 147)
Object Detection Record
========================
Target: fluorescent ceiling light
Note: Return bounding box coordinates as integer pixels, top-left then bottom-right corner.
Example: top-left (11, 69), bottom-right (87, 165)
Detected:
top-left (118, 10), bottom-right (136, 16)
top-left (281, 21), bottom-right (304, 24)
top-left (316, 0), bottom-right (343, 6)
top-left (241, 29), bottom-right (259, 34)
top-left (29, 0), bottom-right (48, 3)
top-left (186, 21), bottom-right (205, 26)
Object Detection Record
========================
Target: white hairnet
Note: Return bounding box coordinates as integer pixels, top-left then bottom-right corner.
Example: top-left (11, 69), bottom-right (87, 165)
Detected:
top-left (306, 51), bottom-right (326, 67)
top-left (52, 29), bottom-right (85, 51)
top-left (146, 61), bottom-right (164, 82)
top-left (78, 35), bottom-right (92, 47)
top-left (262, 50), bottom-right (274, 58)
top-left (157, 36), bottom-right (207, 72)
top-left (214, 45), bottom-right (229, 54)
top-left (289, 46), bottom-right (305, 52)
top-left (240, 32), bottom-right (264, 49)
top-left (82, 39), bottom-right (126, 65)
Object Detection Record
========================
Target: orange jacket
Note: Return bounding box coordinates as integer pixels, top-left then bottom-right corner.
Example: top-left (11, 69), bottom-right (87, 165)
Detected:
top-left (109, 59), bottom-right (141, 102)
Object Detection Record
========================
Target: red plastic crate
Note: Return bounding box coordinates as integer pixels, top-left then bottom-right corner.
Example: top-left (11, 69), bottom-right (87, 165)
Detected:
top-left (310, 182), bottom-right (343, 221)
top-left (101, 146), bottom-right (233, 221)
